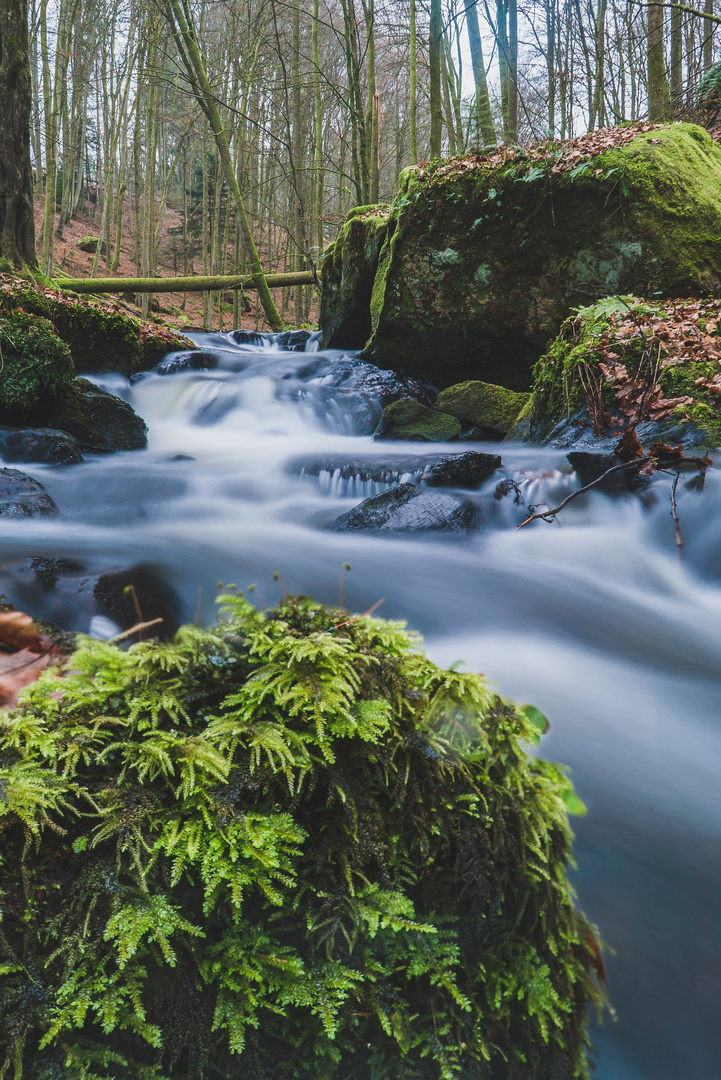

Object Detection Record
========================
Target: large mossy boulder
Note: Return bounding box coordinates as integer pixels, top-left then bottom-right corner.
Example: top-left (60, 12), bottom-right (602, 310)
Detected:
top-left (362, 122), bottom-right (721, 388)
top-left (436, 380), bottom-right (530, 437)
top-left (0, 311), bottom-right (75, 423)
top-left (51, 377), bottom-right (148, 451)
top-left (0, 594), bottom-right (604, 1079)
top-left (319, 204), bottom-right (390, 348)
top-left (1, 276), bottom-right (195, 375)
top-left (521, 295), bottom-right (721, 448)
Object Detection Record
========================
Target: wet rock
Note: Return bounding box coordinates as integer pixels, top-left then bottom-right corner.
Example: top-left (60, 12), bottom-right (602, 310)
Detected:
top-left (231, 329), bottom-right (268, 347)
top-left (320, 206), bottom-right (389, 349)
top-left (420, 450), bottom-right (501, 487)
top-left (0, 558), bottom-right (180, 638)
top-left (77, 235), bottom-right (107, 254)
top-left (436, 381), bottom-right (530, 438)
top-left (130, 352), bottom-right (218, 382)
top-left (0, 427), bottom-right (83, 465)
top-left (567, 451), bottom-right (648, 494)
top-left (275, 329), bottom-right (312, 351)
top-left (51, 379), bottom-right (148, 451)
top-left (374, 398), bottom-right (461, 442)
top-left (333, 482), bottom-right (480, 532)
top-left (93, 564), bottom-right (181, 639)
top-left (0, 468), bottom-right (58, 517)
top-left (308, 357), bottom-right (435, 408)
top-left (289, 450), bottom-right (500, 489)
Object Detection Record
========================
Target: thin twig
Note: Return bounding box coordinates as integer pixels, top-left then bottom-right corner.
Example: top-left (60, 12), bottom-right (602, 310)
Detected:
top-left (108, 617), bottom-right (164, 644)
top-left (518, 457), bottom-right (650, 528)
top-left (669, 470), bottom-right (684, 553)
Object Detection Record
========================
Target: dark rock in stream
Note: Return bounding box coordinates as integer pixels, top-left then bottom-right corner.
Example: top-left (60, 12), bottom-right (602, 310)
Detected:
top-left (308, 358), bottom-right (436, 408)
top-left (0, 559), bottom-right (181, 639)
top-left (289, 450), bottom-right (501, 489)
top-left (0, 427), bottom-right (83, 465)
top-left (130, 352), bottom-right (218, 382)
top-left (275, 329), bottom-right (313, 351)
top-left (0, 468), bottom-right (58, 517)
top-left (51, 379), bottom-right (148, 451)
top-left (93, 565), bottom-right (181, 639)
top-left (567, 451), bottom-right (649, 494)
top-left (374, 398), bottom-right (461, 442)
top-left (333, 482), bottom-right (481, 533)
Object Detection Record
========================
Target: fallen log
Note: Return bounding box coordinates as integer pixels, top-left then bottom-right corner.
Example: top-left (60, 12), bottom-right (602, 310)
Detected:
top-left (56, 271), bottom-right (316, 295)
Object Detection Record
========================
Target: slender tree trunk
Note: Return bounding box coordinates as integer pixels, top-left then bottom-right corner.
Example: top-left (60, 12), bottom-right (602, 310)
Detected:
top-left (670, 4), bottom-right (682, 103)
top-left (429, 0), bottom-right (442, 157)
top-left (312, 0), bottom-right (323, 258)
top-left (466, 0), bottom-right (496, 146)
top-left (409, 0), bottom-right (418, 163)
top-left (647, 2), bottom-right (671, 120)
top-left (704, 0), bottom-right (714, 71)
top-left (0, 0), bottom-right (37, 269)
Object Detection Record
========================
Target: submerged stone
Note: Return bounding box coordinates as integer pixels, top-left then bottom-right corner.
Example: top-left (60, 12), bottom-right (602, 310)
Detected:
top-left (333, 481), bottom-right (480, 532)
top-left (375, 397), bottom-right (461, 441)
top-left (0, 426), bottom-right (83, 465)
top-left (0, 468), bottom-right (58, 517)
top-left (288, 449), bottom-right (500, 489)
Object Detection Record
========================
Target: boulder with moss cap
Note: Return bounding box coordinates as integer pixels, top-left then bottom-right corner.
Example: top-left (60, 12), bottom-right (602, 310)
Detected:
top-left (320, 204), bottom-right (390, 348)
top-left (374, 397), bottom-right (461, 441)
top-left (436, 380), bottom-right (530, 438)
top-left (361, 123), bottom-right (721, 389)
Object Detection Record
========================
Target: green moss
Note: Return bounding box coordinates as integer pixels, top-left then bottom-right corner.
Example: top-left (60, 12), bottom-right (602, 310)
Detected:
top-left (436, 380), bottom-right (530, 435)
top-left (76, 235), bottom-right (106, 254)
top-left (376, 397), bottom-right (462, 441)
top-left (0, 311), bottom-right (75, 423)
top-left (362, 123), bottom-right (721, 388)
top-left (0, 594), bottom-right (605, 1079)
top-left (320, 206), bottom-right (391, 348)
top-left (0, 277), bottom-right (196, 376)
top-left (525, 295), bottom-right (721, 446)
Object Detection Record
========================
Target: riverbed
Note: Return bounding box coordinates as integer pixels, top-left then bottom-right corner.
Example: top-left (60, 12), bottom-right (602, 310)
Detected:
top-left (1, 332), bottom-right (719, 1078)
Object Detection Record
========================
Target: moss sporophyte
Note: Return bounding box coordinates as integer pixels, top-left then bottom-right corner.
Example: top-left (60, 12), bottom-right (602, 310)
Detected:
top-left (0, 594), bottom-right (607, 1080)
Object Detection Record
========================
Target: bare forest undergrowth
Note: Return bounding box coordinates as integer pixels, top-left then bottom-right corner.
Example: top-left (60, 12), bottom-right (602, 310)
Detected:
top-left (34, 194), bottom-right (319, 334)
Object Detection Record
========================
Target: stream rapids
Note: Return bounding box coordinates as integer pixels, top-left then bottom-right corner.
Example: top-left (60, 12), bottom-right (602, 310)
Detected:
top-left (1, 330), bottom-right (719, 1079)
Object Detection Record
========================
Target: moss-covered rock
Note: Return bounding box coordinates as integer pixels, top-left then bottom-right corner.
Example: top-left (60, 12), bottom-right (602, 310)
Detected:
top-left (76, 235), bottom-right (107, 254)
top-left (436, 380), bottom-right (530, 437)
top-left (319, 204), bottom-right (390, 348)
top-left (1, 275), bottom-right (196, 375)
top-left (0, 594), bottom-right (605, 1079)
top-left (363, 123), bottom-right (721, 388)
top-left (375, 397), bottom-right (462, 441)
top-left (0, 311), bottom-right (75, 423)
top-left (50, 378), bottom-right (148, 451)
top-left (523, 295), bottom-right (721, 448)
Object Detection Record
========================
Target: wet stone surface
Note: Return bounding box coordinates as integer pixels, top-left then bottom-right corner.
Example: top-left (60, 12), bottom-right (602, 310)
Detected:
top-left (332, 482), bottom-right (481, 533)
top-left (0, 468), bottom-right (58, 517)
top-left (0, 427), bottom-right (83, 465)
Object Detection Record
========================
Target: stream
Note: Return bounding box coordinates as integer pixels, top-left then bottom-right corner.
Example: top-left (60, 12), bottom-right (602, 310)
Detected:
top-left (2, 331), bottom-right (720, 1078)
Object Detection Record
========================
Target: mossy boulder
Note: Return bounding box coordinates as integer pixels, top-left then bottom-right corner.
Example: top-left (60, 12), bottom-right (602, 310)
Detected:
top-left (50, 378), bottom-right (148, 451)
top-left (1, 276), bottom-right (196, 376)
top-left (436, 380), bottom-right (530, 437)
top-left (0, 311), bottom-right (75, 423)
top-left (363, 123), bottom-right (721, 388)
top-left (523, 295), bottom-right (721, 448)
top-left (0, 594), bottom-right (605, 1079)
top-left (320, 204), bottom-right (390, 348)
top-left (76, 235), bottom-right (107, 254)
top-left (375, 397), bottom-right (462, 441)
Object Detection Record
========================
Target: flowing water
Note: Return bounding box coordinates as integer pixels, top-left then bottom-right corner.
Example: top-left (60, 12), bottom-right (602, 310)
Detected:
top-left (2, 332), bottom-right (720, 1078)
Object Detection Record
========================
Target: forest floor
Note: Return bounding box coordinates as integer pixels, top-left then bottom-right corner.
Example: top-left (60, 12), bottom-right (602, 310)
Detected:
top-left (35, 194), bottom-right (318, 335)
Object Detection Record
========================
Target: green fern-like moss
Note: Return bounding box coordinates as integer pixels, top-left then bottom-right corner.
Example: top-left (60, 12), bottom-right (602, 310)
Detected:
top-left (0, 595), bottom-right (606, 1079)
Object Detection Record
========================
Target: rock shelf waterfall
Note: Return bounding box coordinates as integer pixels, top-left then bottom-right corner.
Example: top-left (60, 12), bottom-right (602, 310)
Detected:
top-left (1, 331), bottom-right (719, 1079)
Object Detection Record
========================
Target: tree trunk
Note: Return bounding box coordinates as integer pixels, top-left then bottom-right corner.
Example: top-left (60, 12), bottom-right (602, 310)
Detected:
top-left (429, 0), bottom-right (442, 157)
top-left (704, 0), bottom-right (714, 72)
top-left (647, 2), bottom-right (670, 121)
top-left (465, 0), bottom-right (496, 146)
top-left (0, 0), bottom-right (37, 269)
top-left (409, 0), bottom-right (418, 163)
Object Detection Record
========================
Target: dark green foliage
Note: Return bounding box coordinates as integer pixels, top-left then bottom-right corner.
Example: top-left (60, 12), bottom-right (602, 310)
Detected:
top-left (0, 311), bottom-right (75, 422)
top-left (0, 595), bottom-right (605, 1080)
top-left (0, 278), bottom-right (195, 376)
